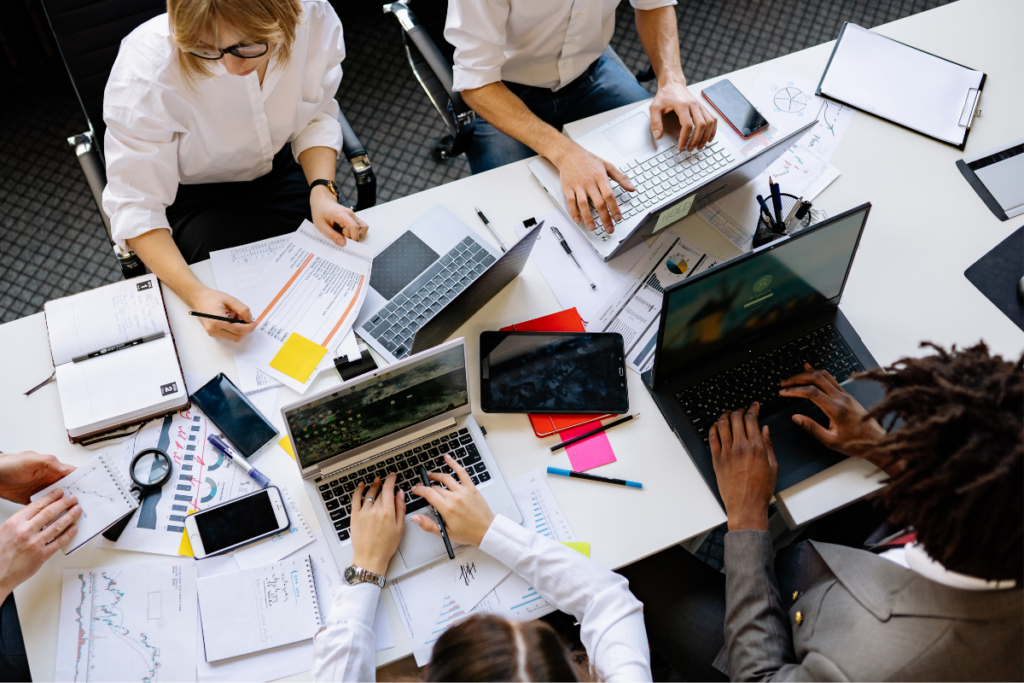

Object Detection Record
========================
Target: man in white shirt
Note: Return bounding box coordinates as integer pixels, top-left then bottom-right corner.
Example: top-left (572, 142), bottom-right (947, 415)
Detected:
top-left (619, 345), bottom-right (1023, 681)
top-left (446, 0), bottom-right (717, 234)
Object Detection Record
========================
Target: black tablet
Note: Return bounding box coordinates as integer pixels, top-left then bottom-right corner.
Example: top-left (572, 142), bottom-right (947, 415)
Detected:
top-left (479, 331), bottom-right (628, 414)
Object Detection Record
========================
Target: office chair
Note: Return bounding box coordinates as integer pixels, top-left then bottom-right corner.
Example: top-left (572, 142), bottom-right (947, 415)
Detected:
top-left (40, 0), bottom-right (377, 280)
top-left (383, 0), bottom-right (476, 162)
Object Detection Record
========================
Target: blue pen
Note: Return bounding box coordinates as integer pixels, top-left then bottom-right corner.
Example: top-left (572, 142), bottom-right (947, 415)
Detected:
top-left (756, 194), bottom-right (776, 228)
top-left (547, 466), bottom-right (642, 489)
top-left (207, 434), bottom-right (272, 488)
top-left (769, 178), bottom-right (784, 226)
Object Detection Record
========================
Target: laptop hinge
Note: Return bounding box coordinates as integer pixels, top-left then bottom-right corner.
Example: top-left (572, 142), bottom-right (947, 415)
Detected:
top-left (319, 416), bottom-right (458, 478)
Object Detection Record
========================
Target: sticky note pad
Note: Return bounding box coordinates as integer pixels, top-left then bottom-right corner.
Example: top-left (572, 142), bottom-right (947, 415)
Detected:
top-left (279, 435), bottom-right (295, 460)
top-left (270, 333), bottom-right (328, 383)
top-left (561, 423), bottom-right (617, 472)
top-left (562, 542), bottom-right (590, 557)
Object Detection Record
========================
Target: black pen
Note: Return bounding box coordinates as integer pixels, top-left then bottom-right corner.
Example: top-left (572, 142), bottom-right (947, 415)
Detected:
top-left (189, 311), bottom-right (250, 324)
top-left (550, 226), bottom-right (597, 290)
top-left (550, 413), bottom-right (639, 452)
top-left (474, 207), bottom-right (509, 253)
top-left (71, 331), bottom-right (165, 363)
top-left (419, 466), bottom-right (455, 559)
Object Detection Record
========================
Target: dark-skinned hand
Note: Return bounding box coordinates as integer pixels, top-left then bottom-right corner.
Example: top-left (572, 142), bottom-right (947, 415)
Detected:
top-left (709, 402), bottom-right (778, 531)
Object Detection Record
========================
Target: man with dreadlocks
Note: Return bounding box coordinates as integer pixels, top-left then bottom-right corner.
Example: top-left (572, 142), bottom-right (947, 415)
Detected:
top-left (619, 342), bottom-right (1022, 681)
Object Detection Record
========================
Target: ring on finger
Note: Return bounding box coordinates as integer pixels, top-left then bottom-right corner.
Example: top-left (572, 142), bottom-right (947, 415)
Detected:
top-left (364, 496), bottom-right (374, 504)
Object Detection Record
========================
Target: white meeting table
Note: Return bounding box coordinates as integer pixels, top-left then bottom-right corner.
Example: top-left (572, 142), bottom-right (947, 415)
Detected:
top-left (2, 0), bottom-right (1021, 678)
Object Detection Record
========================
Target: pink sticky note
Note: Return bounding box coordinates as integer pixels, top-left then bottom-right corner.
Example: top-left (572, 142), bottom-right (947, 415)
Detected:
top-left (561, 423), bottom-right (617, 472)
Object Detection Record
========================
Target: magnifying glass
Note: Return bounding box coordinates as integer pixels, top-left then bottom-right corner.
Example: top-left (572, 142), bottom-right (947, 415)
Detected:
top-left (102, 448), bottom-right (174, 542)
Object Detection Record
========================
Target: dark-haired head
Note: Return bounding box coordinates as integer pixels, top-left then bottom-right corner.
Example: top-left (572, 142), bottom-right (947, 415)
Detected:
top-left (425, 614), bottom-right (588, 681)
top-left (860, 342), bottom-right (1023, 582)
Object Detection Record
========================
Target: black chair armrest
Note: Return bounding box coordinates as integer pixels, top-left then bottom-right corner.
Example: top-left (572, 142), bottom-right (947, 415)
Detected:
top-left (337, 111), bottom-right (376, 211)
top-left (67, 131), bottom-right (145, 280)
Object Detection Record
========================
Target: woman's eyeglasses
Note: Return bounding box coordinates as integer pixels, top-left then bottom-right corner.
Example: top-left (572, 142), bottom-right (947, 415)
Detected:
top-left (190, 42), bottom-right (268, 60)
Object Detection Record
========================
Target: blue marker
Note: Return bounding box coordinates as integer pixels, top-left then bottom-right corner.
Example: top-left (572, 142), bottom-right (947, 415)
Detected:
top-left (207, 434), bottom-right (272, 489)
top-left (547, 467), bottom-right (642, 489)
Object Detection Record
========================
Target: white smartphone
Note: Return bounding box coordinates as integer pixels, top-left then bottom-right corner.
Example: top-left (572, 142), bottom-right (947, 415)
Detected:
top-left (184, 486), bottom-right (290, 559)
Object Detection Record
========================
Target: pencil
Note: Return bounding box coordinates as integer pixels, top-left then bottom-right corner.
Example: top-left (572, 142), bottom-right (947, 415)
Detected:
top-left (189, 311), bottom-right (251, 324)
top-left (550, 414), bottom-right (639, 452)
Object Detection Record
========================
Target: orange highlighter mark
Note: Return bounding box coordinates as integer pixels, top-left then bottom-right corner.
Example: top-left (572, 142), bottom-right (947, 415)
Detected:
top-left (255, 253), bottom-right (314, 324)
top-left (322, 275), bottom-right (365, 346)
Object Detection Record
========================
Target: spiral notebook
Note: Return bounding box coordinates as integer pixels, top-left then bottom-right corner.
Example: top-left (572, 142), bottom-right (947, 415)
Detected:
top-left (29, 453), bottom-right (138, 554)
top-left (197, 555), bottom-right (322, 662)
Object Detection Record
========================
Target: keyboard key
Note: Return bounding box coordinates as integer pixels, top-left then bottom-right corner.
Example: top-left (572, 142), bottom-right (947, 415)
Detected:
top-left (473, 463), bottom-right (487, 474)
top-left (458, 427), bottom-right (469, 435)
top-left (343, 481), bottom-right (355, 492)
top-left (321, 489), bottom-right (335, 501)
top-left (478, 471), bottom-right (491, 483)
top-left (330, 479), bottom-right (342, 489)
top-left (318, 483), bottom-right (330, 492)
top-left (325, 499), bottom-right (340, 511)
top-left (330, 509), bottom-right (346, 520)
top-left (338, 530), bottom-right (350, 541)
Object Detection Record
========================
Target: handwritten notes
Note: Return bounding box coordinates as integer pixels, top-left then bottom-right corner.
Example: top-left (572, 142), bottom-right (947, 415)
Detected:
top-left (561, 423), bottom-right (617, 472)
top-left (436, 546), bottom-right (511, 613)
top-left (269, 333), bottom-right (328, 384)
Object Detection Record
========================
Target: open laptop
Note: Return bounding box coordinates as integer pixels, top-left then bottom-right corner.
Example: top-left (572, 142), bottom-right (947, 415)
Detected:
top-left (530, 107), bottom-right (816, 261)
top-left (645, 203), bottom-right (880, 503)
top-left (282, 337), bottom-right (523, 580)
top-left (355, 206), bottom-right (540, 363)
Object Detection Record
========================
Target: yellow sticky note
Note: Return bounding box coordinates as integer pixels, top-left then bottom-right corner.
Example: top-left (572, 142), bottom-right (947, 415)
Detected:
top-left (270, 333), bottom-right (328, 384)
top-left (562, 542), bottom-right (590, 557)
top-left (178, 511), bottom-right (197, 557)
top-left (279, 435), bottom-right (295, 460)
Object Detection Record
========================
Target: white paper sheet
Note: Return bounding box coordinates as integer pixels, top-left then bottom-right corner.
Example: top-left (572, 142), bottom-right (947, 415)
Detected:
top-left (232, 486), bottom-right (314, 570)
top-left (506, 468), bottom-right (578, 543)
top-left (55, 559), bottom-right (198, 682)
top-left (433, 545), bottom-right (512, 613)
top-left (513, 210), bottom-right (647, 323)
top-left (587, 232), bottom-right (718, 373)
top-left (247, 386), bottom-right (281, 423)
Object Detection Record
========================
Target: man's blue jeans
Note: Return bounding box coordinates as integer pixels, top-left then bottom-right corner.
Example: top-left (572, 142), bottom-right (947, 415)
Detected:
top-left (465, 52), bottom-right (651, 174)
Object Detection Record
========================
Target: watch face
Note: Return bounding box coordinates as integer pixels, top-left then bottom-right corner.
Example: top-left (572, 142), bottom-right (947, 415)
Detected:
top-left (344, 566), bottom-right (358, 584)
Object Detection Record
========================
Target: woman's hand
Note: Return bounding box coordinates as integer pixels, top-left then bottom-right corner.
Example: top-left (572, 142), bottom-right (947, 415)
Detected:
top-left (410, 454), bottom-right (495, 547)
top-left (350, 474), bottom-right (406, 576)
top-left (710, 402), bottom-right (778, 532)
top-left (0, 489), bottom-right (81, 603)
top-left (779, 364), bottom-right (886, 458)
top-left (188, 286), bottom-right (257, 342)
top-left (311, 187), bottom-right (368, 247)
top-left (0, 452), bottom-right (75, 504)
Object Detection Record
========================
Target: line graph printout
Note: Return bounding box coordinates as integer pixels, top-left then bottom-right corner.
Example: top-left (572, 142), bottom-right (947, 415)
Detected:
top-left (55, 559), bottom-right (198, 682)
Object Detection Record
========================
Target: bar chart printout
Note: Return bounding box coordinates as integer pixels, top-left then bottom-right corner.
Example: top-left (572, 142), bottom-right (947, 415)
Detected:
top-left (55, 559), bottom-right (198, 682)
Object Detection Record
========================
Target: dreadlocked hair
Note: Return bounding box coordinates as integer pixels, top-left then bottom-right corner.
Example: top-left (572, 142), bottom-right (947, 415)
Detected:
top-left (858, 341), bottom-right (1023, 583)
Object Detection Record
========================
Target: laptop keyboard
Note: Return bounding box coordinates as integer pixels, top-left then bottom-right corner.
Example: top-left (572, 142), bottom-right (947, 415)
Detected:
top-left (675, 324), bottom-right (865, 445)
top-left (314, 427), bottom-right (491, 542)
top-left (588, 140), bottom-right (734, 237)
top-left (362, 237), bottom-right (496, 359)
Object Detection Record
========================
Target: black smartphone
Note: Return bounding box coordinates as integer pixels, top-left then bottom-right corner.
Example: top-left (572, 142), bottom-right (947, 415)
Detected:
top-left (190, 373), bottom-right (278, 458)
top-left (479, 331), bottom-right (629, 414)
top-left (701, 79), bottom-right (770, 138)
top-left (184, 486), bottom-right (290, 558)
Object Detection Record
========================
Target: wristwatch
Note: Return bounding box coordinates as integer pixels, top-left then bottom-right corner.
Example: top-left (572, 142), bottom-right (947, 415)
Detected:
top-left (309, 178), bottom-right (339, 199)
top-left (344, 564), bottom-right (386, 589)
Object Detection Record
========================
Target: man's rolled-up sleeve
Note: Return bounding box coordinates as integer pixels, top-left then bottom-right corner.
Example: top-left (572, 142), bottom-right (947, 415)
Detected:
top-left (445, 0), bottom-right (510, 92)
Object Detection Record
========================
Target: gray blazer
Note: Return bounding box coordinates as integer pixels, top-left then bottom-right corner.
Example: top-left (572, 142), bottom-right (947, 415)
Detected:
top-left (721, 530), bottom-right (1023, 681)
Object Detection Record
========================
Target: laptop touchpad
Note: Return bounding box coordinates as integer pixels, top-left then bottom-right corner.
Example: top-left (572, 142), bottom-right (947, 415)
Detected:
top-left (370, 231), bottom-right (440, 300)
top-left (602, 112), bottom-right (659, 158)
top-left (397, 520), bottom-right (451, 569)
top-left (764, 403), bottom-right (845, 492)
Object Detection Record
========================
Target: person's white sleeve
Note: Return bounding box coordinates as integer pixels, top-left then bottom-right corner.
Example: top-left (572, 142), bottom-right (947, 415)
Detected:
top-left (101, 51), bottom-right (180, 249)
top-left (629, 0), bottom-right (678, 10)
top-left (479, 515), bottom-right (652, 682)
top-left (290, 1), bottom-right (346, 162)
top-left (445, 0), bottom-right (510, 92)
top-left (311, 582), bottom-right (379, 683)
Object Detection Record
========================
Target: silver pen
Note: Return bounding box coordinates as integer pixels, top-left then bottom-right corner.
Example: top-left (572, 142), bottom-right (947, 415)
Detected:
top-left (474, 207), bottom-right (509, 252)
top-left (72, 331), bottom-right (166, 363)
top-left (550, 226), bottom-right (596, 290)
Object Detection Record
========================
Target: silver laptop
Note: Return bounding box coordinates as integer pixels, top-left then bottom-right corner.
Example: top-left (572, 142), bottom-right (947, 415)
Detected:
top-left (282, 337), bottom-right (523, 580)
top-left (355, 206), bottom-right (540, 364)
top-left (529, 105), bottom-right (816, 261)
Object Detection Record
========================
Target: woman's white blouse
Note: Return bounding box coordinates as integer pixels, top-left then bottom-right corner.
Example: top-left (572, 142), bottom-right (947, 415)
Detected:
top-left (101, 0), bottom-right (345, 247)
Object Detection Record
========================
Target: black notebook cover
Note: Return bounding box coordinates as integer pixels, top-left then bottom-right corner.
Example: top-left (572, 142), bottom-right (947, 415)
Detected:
top-left (964, 227), bottom-right (1024, 331)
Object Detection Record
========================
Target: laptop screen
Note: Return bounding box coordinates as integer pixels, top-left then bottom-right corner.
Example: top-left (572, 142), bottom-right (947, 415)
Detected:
top-left (285, 344), bottom-right (469, 470)
top-left (656, 206), bottom-right (869, 381)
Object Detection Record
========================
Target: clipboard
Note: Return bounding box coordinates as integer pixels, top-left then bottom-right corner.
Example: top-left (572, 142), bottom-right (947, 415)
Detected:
top-left (816, 22), bottom-right (986, 150)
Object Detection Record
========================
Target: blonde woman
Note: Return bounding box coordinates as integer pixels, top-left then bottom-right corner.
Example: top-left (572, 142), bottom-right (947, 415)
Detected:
top-left (101, 0), bottom-right (367, 341)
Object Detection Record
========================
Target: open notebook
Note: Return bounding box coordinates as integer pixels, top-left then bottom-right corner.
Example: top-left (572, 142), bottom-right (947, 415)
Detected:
top-left (43, 274), bottom-right (188, 442)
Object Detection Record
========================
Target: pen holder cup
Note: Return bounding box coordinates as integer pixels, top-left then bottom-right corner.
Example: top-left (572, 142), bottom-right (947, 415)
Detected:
top-left (753, 193), bottom-right (812, 248)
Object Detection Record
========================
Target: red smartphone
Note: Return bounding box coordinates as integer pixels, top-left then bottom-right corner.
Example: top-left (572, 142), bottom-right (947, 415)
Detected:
top-left (702, 79), bottom-right (770, 138)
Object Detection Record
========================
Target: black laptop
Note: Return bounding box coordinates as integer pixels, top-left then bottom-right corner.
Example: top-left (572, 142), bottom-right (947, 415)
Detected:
top-left (646, 203), bottom-right (880, 503)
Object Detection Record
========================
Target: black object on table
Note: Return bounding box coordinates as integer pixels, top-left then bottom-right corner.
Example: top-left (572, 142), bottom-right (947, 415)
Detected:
top-left (964, 227), bottom-right (1024, 331)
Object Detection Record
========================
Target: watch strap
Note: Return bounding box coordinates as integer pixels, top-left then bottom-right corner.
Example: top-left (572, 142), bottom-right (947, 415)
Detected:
top-left (310, 178), bottom-right (339, 199)
top-left (345, 564), bottom-right (385, 589)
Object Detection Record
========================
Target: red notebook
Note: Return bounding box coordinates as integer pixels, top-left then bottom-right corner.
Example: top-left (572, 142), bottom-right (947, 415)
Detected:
top-left (500, 308), bottom-right (614, 438)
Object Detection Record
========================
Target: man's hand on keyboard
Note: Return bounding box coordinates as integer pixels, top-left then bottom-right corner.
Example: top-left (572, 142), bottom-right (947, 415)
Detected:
top-left (552, 139), bottom-right (635, 234)
top-left (649, 79), bottom-right (718, 153)
top-left (410, 454), bottom-right (495, 547)
top-left (350, 474), bottom-right (406, 577)
top-left (779, 364), bottom-right (890, 467)
top-left (709, 402), bottom-right (777, 532)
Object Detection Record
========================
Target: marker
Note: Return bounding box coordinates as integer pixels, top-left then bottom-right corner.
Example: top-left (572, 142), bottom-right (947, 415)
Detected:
top-left (550, 226), bottom-right (597, 290)
top-left (474, 207), bottom-right (509, 253)
top-left (207, 435), bottom-right (271, 488)
top-left (189, 311), bottom-right (250, 324)
top-left (547, 467), bottom-right (643, 489)
top-left (72, 331), bottom-right (165, 363)
top-left (418, 466), bottom-right (455, 559)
